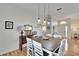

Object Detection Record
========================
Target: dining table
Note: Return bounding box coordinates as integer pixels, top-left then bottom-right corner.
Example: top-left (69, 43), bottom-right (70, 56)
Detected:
top-left (32, 36), bottom-right (62, 52)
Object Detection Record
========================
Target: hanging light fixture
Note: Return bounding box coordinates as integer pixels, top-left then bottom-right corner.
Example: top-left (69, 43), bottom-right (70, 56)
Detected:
top-left (36, 3), bottom-right (50, 26)
top-left (47, 3), bottom-right (51, 25)
top-left (43, 3), bottom-right (46, 25)
top-left (37, 3), bottom-right (41, 25)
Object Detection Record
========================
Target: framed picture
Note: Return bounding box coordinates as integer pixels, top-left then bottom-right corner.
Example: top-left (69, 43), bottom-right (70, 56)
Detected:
top-left (5, 21), bottom-right (13, 29)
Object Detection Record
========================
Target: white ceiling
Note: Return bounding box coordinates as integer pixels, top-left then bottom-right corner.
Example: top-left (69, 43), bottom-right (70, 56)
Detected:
top-left (0, 3), bottom-right (79, 19)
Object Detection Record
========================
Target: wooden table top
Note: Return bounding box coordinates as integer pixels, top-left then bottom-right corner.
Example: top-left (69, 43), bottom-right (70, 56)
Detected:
top-left (32, 37), bottom-right (62, 52)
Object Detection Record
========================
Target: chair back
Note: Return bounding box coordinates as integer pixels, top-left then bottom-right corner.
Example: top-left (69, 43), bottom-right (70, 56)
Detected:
top-left (33, 40), bottom-right (43, 56)
top-left (58, 39), bottom-right (66, 56)
top-left (52, 39), bottom-right (66, 56)
top-left (27, 38), bottom-right (33, 56)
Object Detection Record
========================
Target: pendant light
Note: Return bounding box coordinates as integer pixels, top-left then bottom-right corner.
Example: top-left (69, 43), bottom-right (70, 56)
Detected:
top-left (37, 3), bottom-right (41, 25)
top-left (47, 4), bottom-right (51, 25)
top-left (43, 3), bottom-right (46, 25)
top-left (42, 4), bottom-right (47, 33)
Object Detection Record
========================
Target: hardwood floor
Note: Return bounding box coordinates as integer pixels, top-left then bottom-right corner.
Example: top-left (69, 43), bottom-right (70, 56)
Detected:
top-left (65, 38), bottom-right (79, 56)
top-left (1, 38), bottom-right (79, 56)
top-left (1, 47), bottom-right (27, 56)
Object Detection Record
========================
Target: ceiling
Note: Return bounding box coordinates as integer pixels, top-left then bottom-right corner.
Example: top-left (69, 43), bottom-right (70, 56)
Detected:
top-left (0, 3), bottom-right (79, 19)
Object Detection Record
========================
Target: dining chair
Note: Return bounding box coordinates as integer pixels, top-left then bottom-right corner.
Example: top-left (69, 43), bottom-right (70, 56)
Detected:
top-left (33, 40), bottom-right (52, 56)
top-left (33, 40), bottom-right (43, 56)
top-left (26, 38), bottom-right (33, 56)
top-left (52, 39), bottom-right (66, 56)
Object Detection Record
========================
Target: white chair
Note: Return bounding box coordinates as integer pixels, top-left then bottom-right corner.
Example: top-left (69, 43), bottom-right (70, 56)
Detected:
top-left (33, 40), bottom-right (43, 56)
top-left (52, 39), bottom-right (66, 56)
top-left (33, 40), bottom-right (52, 56)
top-left (26, 38), bottom-right (33, 56)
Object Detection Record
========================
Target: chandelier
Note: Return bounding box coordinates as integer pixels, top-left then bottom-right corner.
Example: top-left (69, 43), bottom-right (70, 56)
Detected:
top-left (37, 4), bottom-right (51, 27)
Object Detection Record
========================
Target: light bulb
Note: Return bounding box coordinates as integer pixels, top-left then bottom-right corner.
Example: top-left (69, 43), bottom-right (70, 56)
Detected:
top-left (43, 19), bottom-right (46, 24)
top-left (37, 18), bottom-right (41, 23)
top-left (47, 22), bottom-right (50, 25)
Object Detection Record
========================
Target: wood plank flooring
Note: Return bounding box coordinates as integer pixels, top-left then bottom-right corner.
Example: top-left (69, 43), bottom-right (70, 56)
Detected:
top-left (65, 38), bottom-right (79, 56)
top-left (0, 47), bottom-right (27, 56)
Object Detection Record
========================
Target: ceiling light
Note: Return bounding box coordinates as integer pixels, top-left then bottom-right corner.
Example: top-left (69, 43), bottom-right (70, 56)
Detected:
top-left (60, 21), bottom-right (67, 24)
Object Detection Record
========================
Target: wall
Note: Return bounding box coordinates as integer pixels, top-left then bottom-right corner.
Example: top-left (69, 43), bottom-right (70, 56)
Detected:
top-left (71, 18), bottom-right (79, 32)
top-left (57, 18), bottom-right (71, 38)
top-left (71, 17), bottom-right (79, 38)
top-left (0, 4), bottom-right (38, 54)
